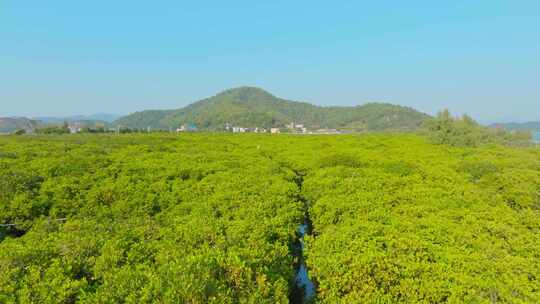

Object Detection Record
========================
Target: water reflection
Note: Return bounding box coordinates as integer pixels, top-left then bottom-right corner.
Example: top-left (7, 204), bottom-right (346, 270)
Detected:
top-left (296, 223), bottom-right (315, 303)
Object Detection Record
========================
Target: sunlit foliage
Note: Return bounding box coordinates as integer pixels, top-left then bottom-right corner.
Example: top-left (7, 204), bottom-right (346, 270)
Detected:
top-left (0, 134), bottom-right (304, 303)
top-left (1, 133), bottom-right (539, 303)
top-left (300, 135), bottom-right (540, 303)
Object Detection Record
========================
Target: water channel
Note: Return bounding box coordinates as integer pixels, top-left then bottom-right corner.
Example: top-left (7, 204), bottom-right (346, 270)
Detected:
top-left (294, 222), bottom-right (315, 303)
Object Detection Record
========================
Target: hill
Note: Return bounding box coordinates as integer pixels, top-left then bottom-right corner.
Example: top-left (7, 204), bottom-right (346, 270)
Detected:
top-left (0, 116), bottom-right (116, 134)
top-left (113, 87), bottom-right (430, 131)
top-left (113, 109), bottom-right (175, 130)
top-left (0, 117), bottom-right (39, 134)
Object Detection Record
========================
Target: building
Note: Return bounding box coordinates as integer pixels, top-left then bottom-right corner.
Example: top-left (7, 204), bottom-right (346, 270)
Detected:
top-left (68, 123), bottom-right (81, 134)
top-left (254, 127), bottom-right (267, 133)
top-left (314, 128), bottom-right (341, 134)
top-left (177, 123), bottom-right (198, 132)
top-left (286, 122), bottom-right (308, 133)
top-left (232, 127), bottom-right (246, 133)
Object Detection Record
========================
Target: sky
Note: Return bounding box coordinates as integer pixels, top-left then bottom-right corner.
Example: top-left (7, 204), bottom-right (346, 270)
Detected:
top-left (1, 1), bottom-right (539, 123)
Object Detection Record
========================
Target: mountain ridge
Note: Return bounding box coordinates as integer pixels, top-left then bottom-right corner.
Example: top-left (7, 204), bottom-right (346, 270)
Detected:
top-left (0, 117), bottom-right (39, 133)
top-left (0, 114), bottom-right (121, 134)
top-left (34, 113), bottom-right (122, 124)
top-left (114, 87), bottom-right (431, 131)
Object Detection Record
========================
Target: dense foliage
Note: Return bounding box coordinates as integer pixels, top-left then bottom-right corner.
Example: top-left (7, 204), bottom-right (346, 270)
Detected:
top-left (425, 110), bottom-right (532, 147)
top-left (0, 134), bottom-right (304, 303)
top-left (299, 134), bottom-right (540, 303)
top-left (1, 133), bottom-right (539, 303)
top-left (34, 124), bottom-right (71, 135)
top-left (114, 87), bottom-right (430, 131)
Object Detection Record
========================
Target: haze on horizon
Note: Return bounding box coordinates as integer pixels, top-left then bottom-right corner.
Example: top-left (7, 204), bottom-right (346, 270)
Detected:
top-left (1, 1), bottom-right (538, 123)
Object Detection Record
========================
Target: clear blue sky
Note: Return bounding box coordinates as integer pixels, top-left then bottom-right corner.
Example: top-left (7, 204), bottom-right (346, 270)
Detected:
top-left (1, 1), bottom-right (539, 122)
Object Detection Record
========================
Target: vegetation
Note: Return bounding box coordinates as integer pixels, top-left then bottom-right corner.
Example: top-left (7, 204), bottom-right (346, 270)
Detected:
top-left (300, 134), bottom-right (540, 303)
top-left (114, 87), bottom-right (430, 131)
top-left (0, 132), bottom-right (539, 303)
top-left (12, 129), bottom-right (26, 136)
top-left (425, 109), bottom-right (532, 147)
top-left (35, 123), bottom-right (71, 135)
top-left (0, 134), bottom-right (305, 303)
top-left (113, 110), bottom-right (175, 130)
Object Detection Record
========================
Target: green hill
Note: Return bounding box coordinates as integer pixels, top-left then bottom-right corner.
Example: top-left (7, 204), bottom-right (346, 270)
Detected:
top-left (113, 87), bottom-right (430, 131)
top-left (113, 110), bottom-right (175, 130)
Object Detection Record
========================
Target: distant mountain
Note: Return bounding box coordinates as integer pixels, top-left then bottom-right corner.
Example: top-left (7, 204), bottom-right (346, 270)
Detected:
top-left (34, 113), bottom-right (121, 124)
top-left (86, 113), bottom-right (123, 122)
top-left (114, 87), bottom-right (430, 131)
top-left (0, 117), bottom-right (39, 133)
top-left (491, 121), bottom-right (540, 132)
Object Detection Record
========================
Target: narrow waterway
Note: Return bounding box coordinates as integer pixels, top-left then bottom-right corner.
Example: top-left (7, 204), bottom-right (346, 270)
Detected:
top-left (288, 169), bottom-right (316, 304)
top-left (295, 222), bottom-right (315, 303)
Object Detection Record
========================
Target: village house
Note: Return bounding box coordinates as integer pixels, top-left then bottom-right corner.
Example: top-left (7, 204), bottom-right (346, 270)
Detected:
top-left (68, 123), bottom-right (82, 134)
top-left (232, 127), bottom-right (246, 133)
top-left (177, 123), bottom-right (198, 132)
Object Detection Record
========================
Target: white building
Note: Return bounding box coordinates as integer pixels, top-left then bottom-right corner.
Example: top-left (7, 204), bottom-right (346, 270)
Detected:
top-left (254, 128), bottom-right (267, 133)
top-left (68, 123), bottom-right (81, 134)
top-left (232, 127), bottom-right (246, 133)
